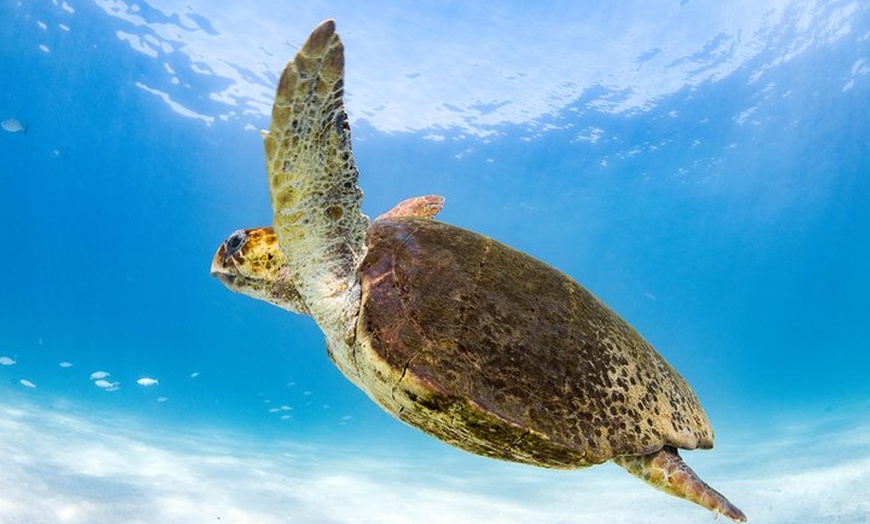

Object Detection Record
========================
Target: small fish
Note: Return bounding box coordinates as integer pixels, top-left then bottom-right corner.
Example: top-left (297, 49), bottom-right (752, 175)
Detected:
top-left (19, 379), bottom-right (36, 388)
top-left (90, 371), bottom-right (110, 380)
top-left (0, 356), bottom-right (15, 366)
top-left (137, 377), bottom-right (159, 386)
top-left (59, 361), bottom-right (73, 368)
top-left (189, 372), bottom-right (200, 378)
top-left (1, 118), bottom-right (29, 134)
top-left (94, 379), bottom-right (120, 391)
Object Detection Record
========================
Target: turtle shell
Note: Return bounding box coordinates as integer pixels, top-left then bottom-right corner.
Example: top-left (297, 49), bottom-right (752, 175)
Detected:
top-left (355, 217), bottom-right (713, 468)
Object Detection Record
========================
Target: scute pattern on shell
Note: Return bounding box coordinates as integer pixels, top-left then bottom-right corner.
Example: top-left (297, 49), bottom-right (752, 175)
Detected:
top-left (264, 20), bottom-right (369, 331)
top-left (357, 218), bottom-right (714, 467)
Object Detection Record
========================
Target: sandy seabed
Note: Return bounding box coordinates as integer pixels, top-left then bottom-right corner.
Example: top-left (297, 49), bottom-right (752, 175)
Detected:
top-left (0, 398), bottom-right (867, 524)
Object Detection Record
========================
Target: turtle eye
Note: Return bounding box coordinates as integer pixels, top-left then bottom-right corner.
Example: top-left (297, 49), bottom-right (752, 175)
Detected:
top-left (224, 229), bottom-right (248, 258)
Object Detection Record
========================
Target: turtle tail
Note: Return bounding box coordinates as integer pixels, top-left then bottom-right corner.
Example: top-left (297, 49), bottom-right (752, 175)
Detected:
top-left (613, 446), bottom-right (747, 522)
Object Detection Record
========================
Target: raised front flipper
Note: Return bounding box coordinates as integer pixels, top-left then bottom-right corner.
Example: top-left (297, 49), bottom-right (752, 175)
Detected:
top-left (264, 19), bottom-right (369, 324)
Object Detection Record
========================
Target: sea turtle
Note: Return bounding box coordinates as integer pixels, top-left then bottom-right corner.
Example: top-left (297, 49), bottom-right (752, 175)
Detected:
top-left (211, 20), bottom-right (747, 521)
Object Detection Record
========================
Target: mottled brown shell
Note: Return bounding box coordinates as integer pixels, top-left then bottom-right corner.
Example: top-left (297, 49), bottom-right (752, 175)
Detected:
top-left (357, 218), bottom-right (713, 468)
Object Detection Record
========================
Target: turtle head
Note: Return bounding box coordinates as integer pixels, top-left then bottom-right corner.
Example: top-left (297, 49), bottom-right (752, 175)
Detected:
top-left (210, 226), bottom-right (310, 315)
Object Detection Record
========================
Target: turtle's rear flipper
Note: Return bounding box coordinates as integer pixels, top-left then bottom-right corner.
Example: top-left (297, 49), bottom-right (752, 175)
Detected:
top-left (613, 446), bottom-right (747, 522)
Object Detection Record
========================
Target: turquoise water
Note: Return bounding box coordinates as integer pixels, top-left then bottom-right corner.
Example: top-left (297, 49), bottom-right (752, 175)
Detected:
top-left (2, 1), bottom-right (868, 522)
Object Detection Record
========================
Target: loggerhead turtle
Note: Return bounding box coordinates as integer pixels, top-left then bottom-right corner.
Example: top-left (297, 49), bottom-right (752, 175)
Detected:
top-left (211, 20), bottom-right (747, 521)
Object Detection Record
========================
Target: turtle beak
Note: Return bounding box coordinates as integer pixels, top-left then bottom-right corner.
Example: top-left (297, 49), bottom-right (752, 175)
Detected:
top-left (210, 245), bottom-right (236, 282)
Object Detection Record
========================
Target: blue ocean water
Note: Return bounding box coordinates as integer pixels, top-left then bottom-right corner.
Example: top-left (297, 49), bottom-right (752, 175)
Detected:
top-left (1, 1), bottom-right (868, 522)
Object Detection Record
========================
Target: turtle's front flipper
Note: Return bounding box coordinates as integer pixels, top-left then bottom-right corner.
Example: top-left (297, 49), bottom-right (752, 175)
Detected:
top-left (376, 195), bottom-right (445, 221)
top-left (265, 19), bottom-right (369, 319)
top-left (613, 447), bottom-right (747, 522)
